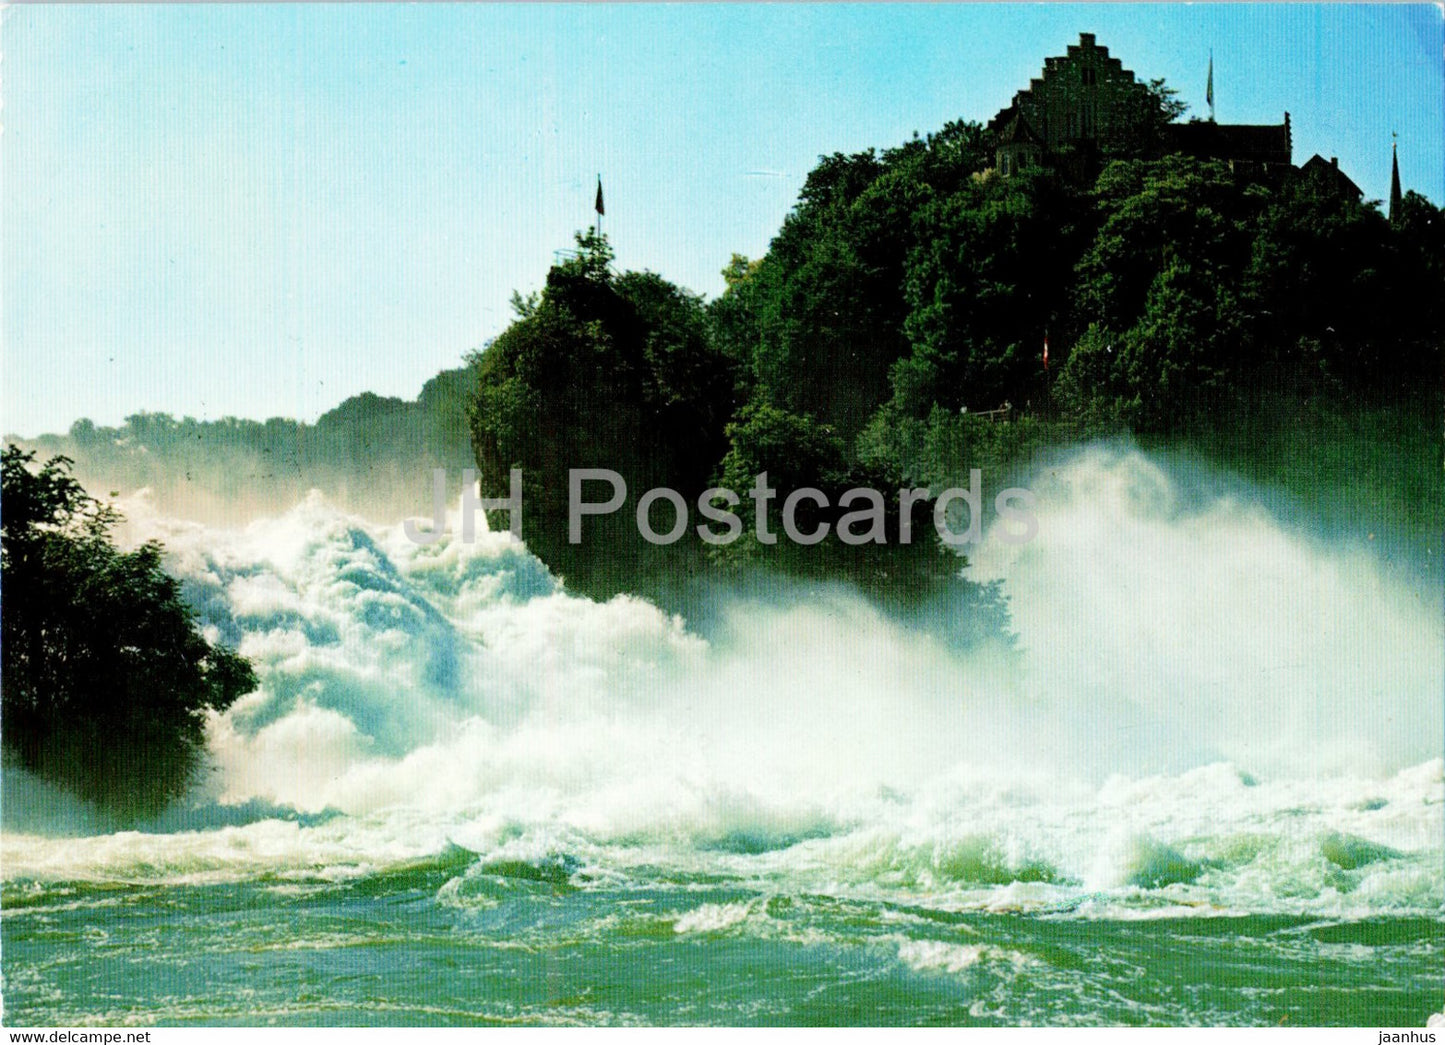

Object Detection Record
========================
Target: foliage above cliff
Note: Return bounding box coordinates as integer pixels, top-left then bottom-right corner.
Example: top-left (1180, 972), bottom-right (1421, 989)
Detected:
top-left (468, 118), bottom-right (1444, 603)
top-left (466, 231), bottom-right (741, 598)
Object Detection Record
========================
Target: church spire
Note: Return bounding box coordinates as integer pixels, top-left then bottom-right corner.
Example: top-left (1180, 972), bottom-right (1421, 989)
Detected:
top-left (1388, 135), bottom-right (1403, 224)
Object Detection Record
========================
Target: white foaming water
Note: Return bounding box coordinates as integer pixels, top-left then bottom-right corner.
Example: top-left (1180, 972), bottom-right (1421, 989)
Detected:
top-left (893, 938), bottom-right (1038, 975)
top-left (968, 446), bottom-right (1440, 778)
top-left (3, 445), bottom-right (1440, 917)
top-left (673, 901), bottom-right (760, 934)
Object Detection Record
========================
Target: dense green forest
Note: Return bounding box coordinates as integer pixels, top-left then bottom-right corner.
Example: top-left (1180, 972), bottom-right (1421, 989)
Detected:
top-left (470, 106), bottom-right (1444, 602)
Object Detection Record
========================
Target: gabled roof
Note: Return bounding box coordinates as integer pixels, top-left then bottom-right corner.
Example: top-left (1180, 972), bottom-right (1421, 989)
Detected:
top-left (1300, 154), bottom-right (1363, 199)
top-left (995, 109), bottom-right (1044, 147)
top-left (991, 32), bottom-right (1142, 131)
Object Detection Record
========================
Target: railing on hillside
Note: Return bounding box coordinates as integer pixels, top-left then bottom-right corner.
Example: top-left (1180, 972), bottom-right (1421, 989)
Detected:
top-left (961, 404), bottom-right (1013, 423)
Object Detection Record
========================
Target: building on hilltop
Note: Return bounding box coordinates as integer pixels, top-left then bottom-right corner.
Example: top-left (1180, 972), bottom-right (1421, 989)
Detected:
top-left (1166, 118), bottom-right (1293, 178)
top-left (994, 109), bottom-right (1045, 178)
top-left (988, 33), bottom-right (1162, 158)
top-left (990, 33), bottom-right (1294, 180)
top-left (1299, 154), bottom-right (1363, 202)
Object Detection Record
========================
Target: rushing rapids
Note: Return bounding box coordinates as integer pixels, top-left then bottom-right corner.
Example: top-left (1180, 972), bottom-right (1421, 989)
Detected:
top-left (3, 444), bottom-right (1440, 1026)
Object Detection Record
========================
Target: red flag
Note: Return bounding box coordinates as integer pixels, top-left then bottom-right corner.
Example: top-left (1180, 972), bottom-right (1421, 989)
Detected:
top-left (1042, 334), bottom-right (1050, 371)
top-left (595, 178), bottom-right (605, 217)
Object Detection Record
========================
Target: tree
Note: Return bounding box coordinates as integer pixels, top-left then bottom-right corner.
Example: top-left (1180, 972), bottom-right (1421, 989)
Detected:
top-left (1147, 78), bottom-right (1190, 124)
top-left (732, 138), bottom-right (990, 443)
top-left (1102, 77), bottom-right (1189, 159)
top-left (895, 164), bottom-right (1084, 417)
top-left (1059, 156), bottom-right (1265, 429)
top-left (708, 404), bottom-right (962, 605)
top-left (1242, 173), bottom-right (1396, 389)
top-left (1, 446), bottom-right (256, 816)
top-left (467, 231), bottom-right (740, 598)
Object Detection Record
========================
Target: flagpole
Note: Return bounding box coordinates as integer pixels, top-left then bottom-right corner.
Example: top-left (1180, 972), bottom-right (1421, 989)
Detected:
top-left (1207, 49), bottom-right (1215, 123)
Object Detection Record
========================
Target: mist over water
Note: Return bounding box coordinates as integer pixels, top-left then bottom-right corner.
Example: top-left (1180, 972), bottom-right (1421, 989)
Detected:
top-left (969, 444), bottom-right (1441, 779)
top-left (4, 443), bottom-right (1441, 921)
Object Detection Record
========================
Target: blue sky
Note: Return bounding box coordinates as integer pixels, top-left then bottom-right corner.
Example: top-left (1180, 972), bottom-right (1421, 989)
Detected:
top-left (5, 4), bottom-right (1442, 436)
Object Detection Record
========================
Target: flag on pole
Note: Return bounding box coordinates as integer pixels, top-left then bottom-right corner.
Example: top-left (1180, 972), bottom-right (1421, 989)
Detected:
top-left (1206, 51), bottom-right (1214, 119)
top-left (595, 177), bottom-right (605, 217)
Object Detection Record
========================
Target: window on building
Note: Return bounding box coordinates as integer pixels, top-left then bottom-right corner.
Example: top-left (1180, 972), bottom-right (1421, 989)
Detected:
top-left (1082, 67), bottom-right (1097, 87)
